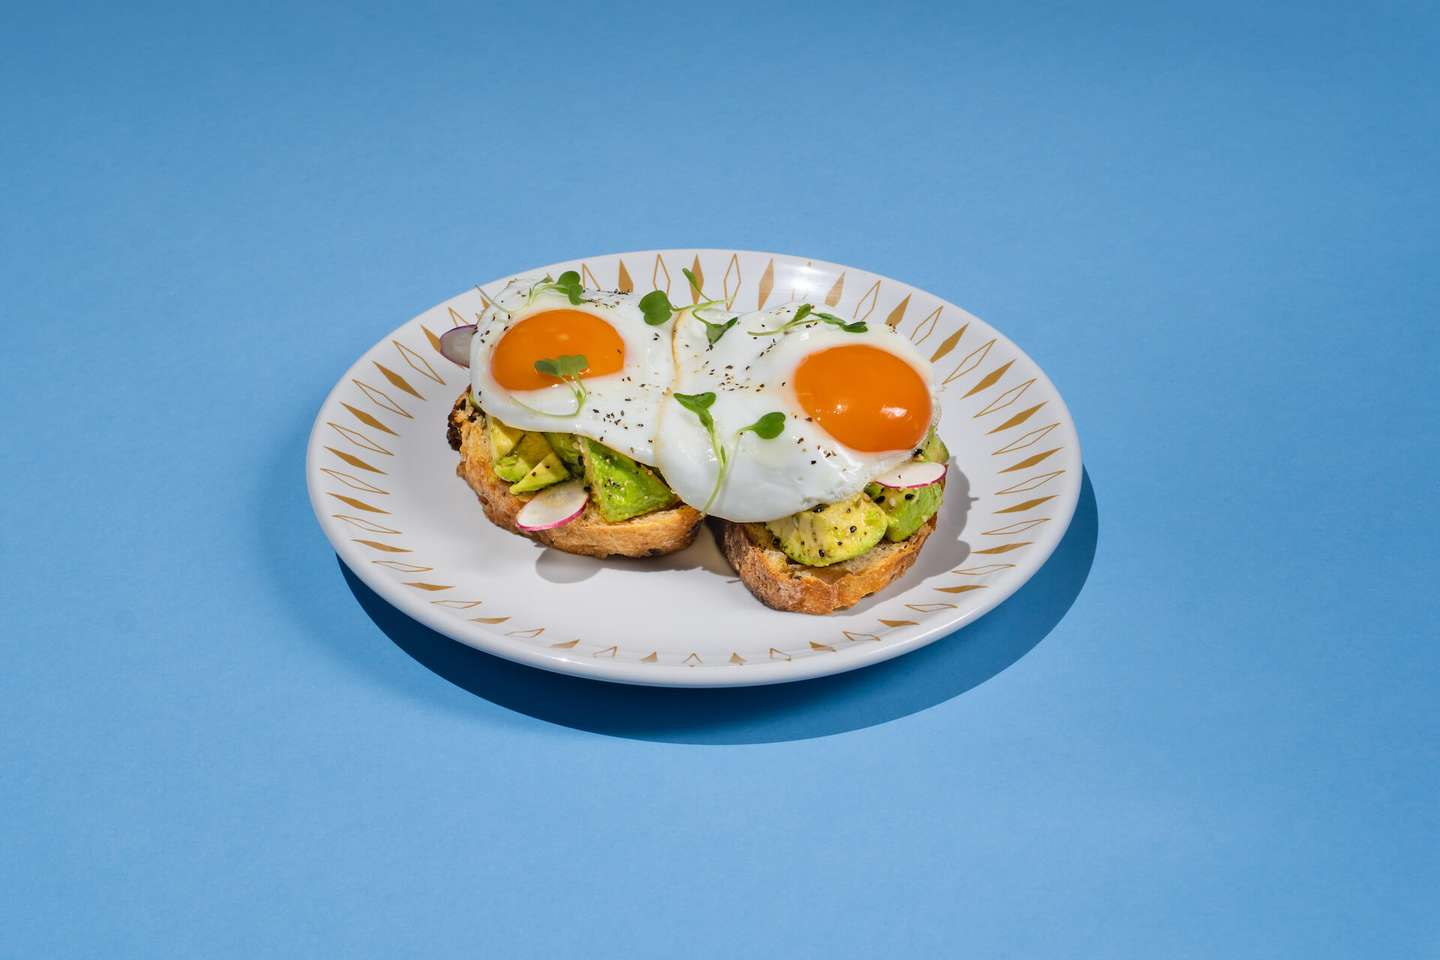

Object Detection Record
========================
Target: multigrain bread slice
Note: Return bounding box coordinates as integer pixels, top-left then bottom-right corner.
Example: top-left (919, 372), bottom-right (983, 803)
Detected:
top-left (715, 481), bottom-right (943, 615)
top-left (448, 395), bottom-right (703, 559)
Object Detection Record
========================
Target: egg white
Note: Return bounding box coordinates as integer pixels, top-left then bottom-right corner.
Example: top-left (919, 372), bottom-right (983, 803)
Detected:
top-left (468, 275), bottom-right (672, 465)
top-left (655, 301), bottom-right (940, 522)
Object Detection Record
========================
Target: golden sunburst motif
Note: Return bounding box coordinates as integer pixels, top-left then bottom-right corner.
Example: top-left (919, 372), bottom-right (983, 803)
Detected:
top-left (316, 251), bottom-right (1075, 677)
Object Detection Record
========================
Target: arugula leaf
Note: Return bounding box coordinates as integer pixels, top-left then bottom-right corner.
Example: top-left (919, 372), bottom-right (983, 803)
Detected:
top-left (639, 289), bottom-right (674, 326)
top-left (748, 303), bottom-right (868, 337)
top-left (740, 411), bottom-right (786, 440)
top-left (673, 391), bottom-right (716, 432)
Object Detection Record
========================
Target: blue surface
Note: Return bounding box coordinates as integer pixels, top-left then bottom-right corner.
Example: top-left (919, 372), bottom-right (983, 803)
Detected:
top-left (4, 2), bottom-right (1437, 956)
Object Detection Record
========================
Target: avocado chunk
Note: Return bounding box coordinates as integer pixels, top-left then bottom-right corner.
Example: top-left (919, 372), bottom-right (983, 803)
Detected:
top-left (578, 437), bottom-right (677, 522)
top-left (488, 417), bottom-right (525, 461)
top-left (510, 452), bottom-right (569, 495)
top-left (765, 494), bottom-right (887, 567)
top-left (865, 479), bottom-right (944, 542)
top-left (494, 432), bottom-right (554, 482)
top-left (545, 432), bottom-right (584, 471)
top-left (919, 426), bottom-right (949, 464)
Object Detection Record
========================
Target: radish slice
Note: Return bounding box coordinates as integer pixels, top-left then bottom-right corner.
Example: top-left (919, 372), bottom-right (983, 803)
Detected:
top-left (515, 480), bottom-right (588, 531)
top-left (873, 460), bottom-right (946, 489)
top-left (439, 324), bottom-right (476, 367)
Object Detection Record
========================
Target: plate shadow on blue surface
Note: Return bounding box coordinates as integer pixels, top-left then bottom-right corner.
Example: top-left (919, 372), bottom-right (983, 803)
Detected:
top-left (338, 471), bottom-right (1097, 744)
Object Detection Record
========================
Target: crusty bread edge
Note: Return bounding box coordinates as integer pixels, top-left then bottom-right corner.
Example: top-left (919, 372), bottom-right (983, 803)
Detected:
top-left (449, 397), bottom-right (702, 559)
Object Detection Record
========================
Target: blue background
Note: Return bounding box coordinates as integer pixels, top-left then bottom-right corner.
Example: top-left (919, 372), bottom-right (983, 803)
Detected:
top-left (4, 2), bottom-right (1437, 956)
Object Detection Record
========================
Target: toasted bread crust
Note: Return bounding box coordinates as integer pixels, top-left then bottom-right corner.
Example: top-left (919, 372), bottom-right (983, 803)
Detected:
top-left (715, 493), bottom-right (941, 615)
top-left (449, 395), bottom-right (703, 559)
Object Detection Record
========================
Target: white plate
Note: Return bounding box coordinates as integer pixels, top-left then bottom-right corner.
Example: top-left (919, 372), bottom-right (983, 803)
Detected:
top-left (307, 250), bottom-right (1081, 687)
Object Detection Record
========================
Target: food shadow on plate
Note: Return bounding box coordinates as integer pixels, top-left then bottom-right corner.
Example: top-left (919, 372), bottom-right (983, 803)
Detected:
top-left (339, 470), bottom-right (1099, 745)
top-left (532, 524), bottom-right (735, 584)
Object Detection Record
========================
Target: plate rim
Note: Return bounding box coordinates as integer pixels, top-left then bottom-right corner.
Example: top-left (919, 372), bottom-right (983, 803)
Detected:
top-left (307, 248), bottom-right (1083, 687)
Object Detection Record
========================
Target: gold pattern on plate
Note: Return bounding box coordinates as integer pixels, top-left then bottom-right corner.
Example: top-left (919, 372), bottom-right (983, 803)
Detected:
top-left (982, 518), bottom-right (1050, 537)
top-left (507, 627), bottom-right (545, 639)
top-left (341, 402), bottom-right (397, 436)
top-left (688, 255), bottom-right (704, 304)
top-left (722, 253), bottom-right (741, 308)
top-left (927, 321), bottom-right (967, 362)
top-left (327, 492), bottom-right (389, 514)
top-left (321, 468), bottom-right (388, 495)
top-left (995, 470), bottom-right (1065, 495)
top-left (431, 599), bottom-right (484, 609)
top-left (942, 338), bottom-right (996, 386)
top-left (974, 379), bottom-right (1036, 418)
top-left (768, 647), bottom-right (791, 661)
top-left (935, 584), bottom-right (987, 594)
top-left (372, 560), bottom-right (432, 573)
top-left (684, 653), bottom-right (702, 666)
top-left (471, 616), bottom-right (510, 624)
top-left (992, 422), bottom-right (1058, 455)
top-left (756, 258), bottom-right (775, 309)
top-left (593, 645), bottom-right (618, 658)
top-left (652, 254), bottom-right (670, 294)
top-left (353, 539), bottom-right (410, 553)
top-left (550, 638), bottom-right (580, 649)
top-left (909, 305), bottom-right (943, 345)
top-left (879, 619), bottom-right (917, 628)
top-left (403, 581), bottom-right (453, 591)
top-left (616, 259), bottom-right (634, 293)
top-left (962, 359), bottom-right (1015, 399)
top-left (447, 306), bottom-right (470, 328)
top-left (987, 402), bottom-right (1047, 434)
top-left (422, 324), bottom-right (444, 355)
top-left (326, 446), bottom-right (385, 475)
top-left (373, 362), bottom-right (425, 401)
top-left (640, 651), bottom-right (658, 663)
top-left (393, 339), bottom-right (445, 386)
top-left (885, 294), bottom-right (911, 329)
top-left (332, 514), bottom-right (400, 534)
top-left (580, 263), bottom-right (601, 289)
top-left (973, 542), bottom-right (1032, 556)
top-left (824, 272), bottom-right (845, 306)
top-left (328, 421), bottom-right (392, 456)
top-left (994, 495), bottom-right (1056, 514)
top-left (730, 652), bottom-right (745, 665)
top-left (810, 641), bottom-right (836, 653)
top-left (1001, 447), bottom-right (1061, 473)
top-left (953, 563), bottom-right (1016, 575)
top-left (853, 279), bottom-right (881, 322)
top-left (906, 602), bottom-right (956, 613)
top-left (352, 379), bottom-right (412, 419)
top-left (843, 631), bottom-right (881, 642)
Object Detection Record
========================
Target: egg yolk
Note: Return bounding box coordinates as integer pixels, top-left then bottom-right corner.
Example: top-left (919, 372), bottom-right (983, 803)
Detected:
top-left (793, 344), bottom-right (931, 452)
top-left (490, 309), bottom-right (626, 391)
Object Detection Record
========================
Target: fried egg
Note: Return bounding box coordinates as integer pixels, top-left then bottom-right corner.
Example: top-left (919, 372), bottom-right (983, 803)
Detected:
top-left (655, 301), bottom-right (939, 521)
top-left (468, 275), bottom-right (672, 464)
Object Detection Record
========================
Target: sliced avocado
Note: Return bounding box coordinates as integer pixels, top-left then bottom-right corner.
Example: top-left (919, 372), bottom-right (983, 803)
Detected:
top-left (765, 494), bottom-right (886, 567)
top-left (919, 426), bottom-right (949, 464)
top-left (578, 437), bottom-right (677, 522)
top-left (865, 480), bottom-right (945, 542)
top-left (488, 417), bottom-right (525, 461)
top-left (510, 452), bottom-right (569, 495)
top-left (545, 432), bottom-right (584, 471)
top-left (494, 432), bottom-right (554, 482)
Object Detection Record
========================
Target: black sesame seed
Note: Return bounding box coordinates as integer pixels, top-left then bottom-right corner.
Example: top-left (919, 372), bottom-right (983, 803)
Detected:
top-left (849, 525), bottom-right (857, 533)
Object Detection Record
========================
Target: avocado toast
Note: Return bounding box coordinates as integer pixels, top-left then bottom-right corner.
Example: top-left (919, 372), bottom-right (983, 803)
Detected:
top-left (715, 429), bottom-right (949, 614)
top-left (448, 392), bottom-right (702, 559)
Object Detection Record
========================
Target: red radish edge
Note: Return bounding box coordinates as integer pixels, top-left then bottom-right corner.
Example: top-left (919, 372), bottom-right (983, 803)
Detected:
top-left (873, 460), bottom-right (946, 489)
top-left (515, 480), bottom-right (589, 531)
top-left (439, 324), bottom-right (476, 367)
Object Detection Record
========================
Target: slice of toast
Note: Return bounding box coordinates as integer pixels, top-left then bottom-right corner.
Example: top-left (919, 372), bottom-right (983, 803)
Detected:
top-left (449, 396), bottom-right (703, 559)
top-left (715, 494), bottom-right (941, 615)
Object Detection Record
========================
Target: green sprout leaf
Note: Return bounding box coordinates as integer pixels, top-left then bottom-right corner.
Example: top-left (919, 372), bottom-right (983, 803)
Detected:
top-left (740, 411), bottom-right (786, 440)
top-left (673, 391), bottom-right (716, 432)
top-left (528, 270), bottom-right (586, 306)
top-left (514, 353), bottom-right (589, 417)
top-left (681, 267), bottom-right (704, 298)
top-left (639, 289), bottom-right (675, 326)
top-left (748, 303), bottom-right (868, 337)
top-left (699, 315), bottom-right (738, 346)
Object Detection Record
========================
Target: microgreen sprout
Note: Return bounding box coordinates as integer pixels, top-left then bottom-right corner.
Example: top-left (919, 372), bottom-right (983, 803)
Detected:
top-left (748, 302), bottom-right (868, 337)
top-left (508, 353), bottom-right (589, 417)
top-left (673, 393), bottom-right (786, 513)
top-left (638, 268), bottom-right (733, 340)
top-left (527, 270), bottom-right (585, 306)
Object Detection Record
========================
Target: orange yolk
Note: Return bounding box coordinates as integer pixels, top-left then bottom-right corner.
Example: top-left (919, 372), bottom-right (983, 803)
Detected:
top-left (490, 309), bottom-right (626, 391)
top-left (793, 344), bottom-right (931, 452)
